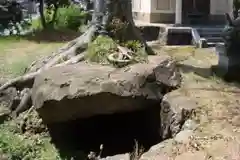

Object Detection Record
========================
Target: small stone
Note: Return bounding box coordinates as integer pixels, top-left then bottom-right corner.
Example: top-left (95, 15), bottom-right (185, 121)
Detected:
top-left (231, 115), bottom-right (240, 127)
top-left (101, 153), bottom-right (130, 160)
top-left (182, 119), bottom-right (198, 131)
top-left (174, 130), bottom-right (193, 144)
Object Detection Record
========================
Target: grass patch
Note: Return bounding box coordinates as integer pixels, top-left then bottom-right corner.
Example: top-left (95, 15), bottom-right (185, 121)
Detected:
top-left (160, 46), bottom-right (196, 62)
top-left (3, 61), bottom-right (29, 77)
top-left (0, 118), bottom-right (87, 160)
top-left (0, 127), bottom-right (62, 160)
top-left (0, 37), bottom-right (63, 79)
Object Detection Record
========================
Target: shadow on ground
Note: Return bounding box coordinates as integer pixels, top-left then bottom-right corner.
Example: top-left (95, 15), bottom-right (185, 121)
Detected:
top-left (46, 106), bottom-right (162, 159)
top-left (177, 63), bottom-right (240, 93)
top-left (23, 29), bottom-right (82, 43)
top-left (177, 63), bottom-right (213, 79)
top-left (0, 29), bottom-right (82, 43)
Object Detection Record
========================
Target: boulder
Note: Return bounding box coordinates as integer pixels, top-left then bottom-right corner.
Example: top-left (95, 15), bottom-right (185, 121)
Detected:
top-left (174, 130), bottom-right (193, 144)
top-left (139, 139), bottom-right (174, 160)
top-left (32, 55), bottom-right (181, 124)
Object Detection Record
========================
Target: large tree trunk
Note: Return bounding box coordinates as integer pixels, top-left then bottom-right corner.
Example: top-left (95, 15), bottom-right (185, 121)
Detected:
top-left (39, 0), bottom-right (46, 28)
top-left (0, 0), bottom-right (153, 119)
top-left (92, 0), bottom-right (153, 53)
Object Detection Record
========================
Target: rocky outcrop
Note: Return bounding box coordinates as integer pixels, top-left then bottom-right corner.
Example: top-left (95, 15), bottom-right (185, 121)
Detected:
top-left (160, 90), bottom-right (197, 139)
top-left (139, 139), bottom-right (174, 160)
top-left (32, 55), bottom-right (181, 124)
top-left (140, 90), bottom-right (198, 160)
top-left (0, 87), bottom-right (19, 121)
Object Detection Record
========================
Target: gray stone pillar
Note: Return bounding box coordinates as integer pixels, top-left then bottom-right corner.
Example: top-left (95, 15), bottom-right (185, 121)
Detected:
top-left (175, 0), bottom-right (182, 24)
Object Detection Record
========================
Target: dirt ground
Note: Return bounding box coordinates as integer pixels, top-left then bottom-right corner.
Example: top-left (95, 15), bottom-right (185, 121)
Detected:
top-left (1, 40), bottom-right (240, 159)
top-left (155, 46), bottom-right (240, 159)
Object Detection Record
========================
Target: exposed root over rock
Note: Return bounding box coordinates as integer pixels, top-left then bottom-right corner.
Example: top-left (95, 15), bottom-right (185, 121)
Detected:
top-left (0, 0), bottom-right (154, 127)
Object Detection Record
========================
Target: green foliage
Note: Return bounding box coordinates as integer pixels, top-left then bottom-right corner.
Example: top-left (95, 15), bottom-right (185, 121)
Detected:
top-left (86, 37), bottom-right (148, 67)
top-left (233, 0), bottom-right (240, 18)
top-left (38, 4), bottom-right (87, 31)
top-left (0, 127), bottom-right (45, 160)
top-left (86, 36), bottom-right (118, 64)
top-left (0, 0), bottom-right (32, 34)
top-left (122, 40), bottom-right (148, 63)
top-left (234, 0), bottom-right (240, 9)
top-left (54, 5), bottom-right (87, 31)
top-left (132, 47), bottom-right (148, 63)
top-left (0, 121), bottom-right (86, 160)
top-left (123, 40), bottom-right (142, 52)
top-left (7, 61), bottom-right (29, 76)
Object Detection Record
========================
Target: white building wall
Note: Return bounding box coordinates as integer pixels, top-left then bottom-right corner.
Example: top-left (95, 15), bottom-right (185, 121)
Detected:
top-left (132, 0), bottom-right (151, 13)
top-left (150, 0), bottom-right (175, 13)
top-left (134, 0), bottom-right (233, 15)
top-left (210, 0), bottom-right (233, 15)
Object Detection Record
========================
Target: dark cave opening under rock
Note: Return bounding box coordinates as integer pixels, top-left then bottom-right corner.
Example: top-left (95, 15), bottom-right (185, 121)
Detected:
top-left (47, 104), bottom-right (162, 158)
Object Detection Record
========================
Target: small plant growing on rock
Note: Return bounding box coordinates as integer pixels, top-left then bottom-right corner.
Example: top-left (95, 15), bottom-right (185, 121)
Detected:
top-left (86, 35), bottom-right (118, 64)
top-left (130, 140), bottom-right (145, 160)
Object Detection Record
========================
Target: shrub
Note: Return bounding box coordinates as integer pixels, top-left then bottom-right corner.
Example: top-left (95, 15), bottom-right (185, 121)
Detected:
top-left (86, 35), bottom-right (118, 64)
top-left (54, 5), bottom-right (87, 31)
top-left (123, 40), bottom-right (142, 52)
top-left (33, 4), bottom-right (87, 31)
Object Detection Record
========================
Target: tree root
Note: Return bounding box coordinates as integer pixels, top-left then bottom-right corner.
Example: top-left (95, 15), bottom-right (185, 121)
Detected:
top-left (11, 88), bottom-right (32, 118)
top-left (0, 7), bottom-right (152, 118)
top-left (0, 26), bottom-right (98, 118)
top-left (0, 71), bottom-right (38, 91)
top-left (0, 26), bottom-right (96, 92)
top-left (55, 52), bottom-right (86, 67)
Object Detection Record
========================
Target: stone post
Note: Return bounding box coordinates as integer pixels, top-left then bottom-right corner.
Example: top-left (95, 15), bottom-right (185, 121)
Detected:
top-left (228, 0), bottom-right (234, 18)
top-left (175, 0), bottom-right (182, 24)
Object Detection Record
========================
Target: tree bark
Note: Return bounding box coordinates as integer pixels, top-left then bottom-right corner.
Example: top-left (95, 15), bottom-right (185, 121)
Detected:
top-left (0, 0), bottom-right (154, 118)
top-left (51, 4), bottom-right (59, 24)
top-left (39, 0), bottom-right (46, 28)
